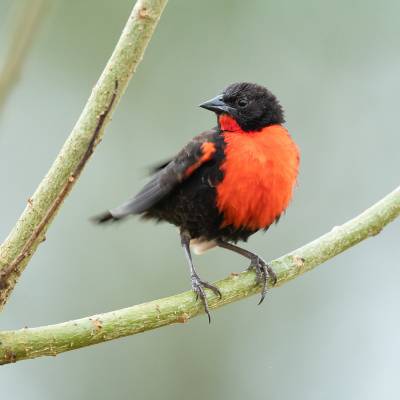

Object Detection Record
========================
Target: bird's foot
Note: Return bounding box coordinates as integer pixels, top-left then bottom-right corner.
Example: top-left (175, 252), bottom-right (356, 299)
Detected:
top-left (191, 274), bottom-right (222, 323)
top-left (248, 256), bottom-right (277, 305)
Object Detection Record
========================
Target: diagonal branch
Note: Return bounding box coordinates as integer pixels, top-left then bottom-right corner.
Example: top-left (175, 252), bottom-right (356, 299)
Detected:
top-left (0, 0), bottom-right (50, 112)
top-left (0, 186), bottom-right (398, 365)
top-left (0, 0), bottom-right (168, 309)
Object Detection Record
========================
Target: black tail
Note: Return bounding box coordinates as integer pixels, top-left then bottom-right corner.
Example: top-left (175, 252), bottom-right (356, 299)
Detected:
top-left (91, 211), bottom-right (121, 224)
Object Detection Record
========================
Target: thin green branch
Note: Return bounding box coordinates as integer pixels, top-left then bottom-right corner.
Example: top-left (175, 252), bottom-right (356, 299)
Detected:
top-left (0, 186), bottom-right (398, 365)
top-left (0, 0), bottom-right (168, 309)
top-left (0, 0), bottom-right (50, 111)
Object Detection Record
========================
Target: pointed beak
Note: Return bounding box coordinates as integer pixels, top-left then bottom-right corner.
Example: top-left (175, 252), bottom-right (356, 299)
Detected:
top-left (199, 95), bottom-right (233, 114)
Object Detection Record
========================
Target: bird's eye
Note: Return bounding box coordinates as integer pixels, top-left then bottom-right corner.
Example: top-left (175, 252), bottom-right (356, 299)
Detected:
top-left (237, 98), bottom-right (248, 108)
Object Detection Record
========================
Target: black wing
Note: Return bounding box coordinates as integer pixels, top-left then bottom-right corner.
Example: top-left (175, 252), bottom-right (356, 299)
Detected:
top-left (94, 128), bottom-right (219, 223)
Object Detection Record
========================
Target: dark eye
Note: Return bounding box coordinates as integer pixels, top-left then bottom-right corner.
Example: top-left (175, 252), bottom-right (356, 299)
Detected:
top-left (237, 98), bottom-right (248, 108)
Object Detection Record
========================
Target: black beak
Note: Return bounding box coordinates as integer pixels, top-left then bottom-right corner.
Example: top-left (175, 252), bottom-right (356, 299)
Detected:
top-left (199, 95), bottom-right (233, 114)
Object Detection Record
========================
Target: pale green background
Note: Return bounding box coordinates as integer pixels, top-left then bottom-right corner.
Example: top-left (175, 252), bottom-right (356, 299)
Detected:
top-left (0, 1), bottom-right (399, 399)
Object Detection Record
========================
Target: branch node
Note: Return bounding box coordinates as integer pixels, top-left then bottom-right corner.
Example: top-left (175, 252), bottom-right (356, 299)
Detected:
top-left (293, 255), bottom-right (305, 268)
top-left (177, 313), bottom-right (190, 323)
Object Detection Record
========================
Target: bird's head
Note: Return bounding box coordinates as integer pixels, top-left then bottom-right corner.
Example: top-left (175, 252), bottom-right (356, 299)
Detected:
top-left (199, 82), bottom-right (285, 132)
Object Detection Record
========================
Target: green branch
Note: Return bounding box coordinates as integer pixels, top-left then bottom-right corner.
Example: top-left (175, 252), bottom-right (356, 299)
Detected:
top-left (0, 0), bottom-right (168, 309)
top-left (0, 186), bottom-right (398, 365)
top-left (0, 0), bottom-right (50, 112)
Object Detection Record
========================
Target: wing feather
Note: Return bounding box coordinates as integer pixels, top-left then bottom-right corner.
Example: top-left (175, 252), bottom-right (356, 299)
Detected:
top-left (93, 128), bottom-right (219, 223)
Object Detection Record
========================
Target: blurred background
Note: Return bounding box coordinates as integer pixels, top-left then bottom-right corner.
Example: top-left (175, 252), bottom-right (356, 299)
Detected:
top-left (0, 0), bottom-right (399, 399)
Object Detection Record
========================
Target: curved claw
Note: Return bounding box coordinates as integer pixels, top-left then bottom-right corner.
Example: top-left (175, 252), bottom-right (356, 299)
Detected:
top-left (191, 276), bottom-right (221, 323)
top-left (269, 266), bottom-right (277, 286)
top-left (200, 281), bottom-right (222, 299)
top-left (258, 267), bottom-right (267, 305)
top-left (192, 280), bottom-right (211, 323)
top-left (247, 257), bottom-right (276, 305)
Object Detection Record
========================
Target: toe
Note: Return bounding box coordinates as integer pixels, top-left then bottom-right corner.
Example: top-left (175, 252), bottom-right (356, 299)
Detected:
top-left (201, 281), bottom-right (222, 299)
top-left (268, 265), bottom-right (277, 285)
top-left (192, 280), bottom-right (212, 322)
top-left (257, 268), bottom-right (268, 305)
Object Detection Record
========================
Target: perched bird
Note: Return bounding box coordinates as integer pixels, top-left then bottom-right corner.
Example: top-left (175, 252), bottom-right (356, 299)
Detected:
top-left (94, 82), bottom-right (300, 321)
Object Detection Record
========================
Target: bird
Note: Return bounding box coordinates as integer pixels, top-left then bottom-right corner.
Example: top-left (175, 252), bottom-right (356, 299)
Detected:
top-left (93, 82), bottom-right (300, 321)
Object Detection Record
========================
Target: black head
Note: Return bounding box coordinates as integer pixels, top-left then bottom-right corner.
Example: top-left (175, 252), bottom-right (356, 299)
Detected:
top-left (199, 82), bottom-right (285, 131)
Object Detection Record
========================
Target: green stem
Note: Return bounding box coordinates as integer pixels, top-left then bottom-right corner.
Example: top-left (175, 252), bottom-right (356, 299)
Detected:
top-left (0, 0), bottom-right (168, 309)
top-left (0, 186), bottom-right (398, 365)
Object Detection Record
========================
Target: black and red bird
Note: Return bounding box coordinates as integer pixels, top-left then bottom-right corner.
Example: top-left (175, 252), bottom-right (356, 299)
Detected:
top-left (94, 82), bottom-right (300, 321)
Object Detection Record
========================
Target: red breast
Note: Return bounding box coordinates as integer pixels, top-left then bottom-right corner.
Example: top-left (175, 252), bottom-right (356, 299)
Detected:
top-left (216, 115), bottom-right (300, 230)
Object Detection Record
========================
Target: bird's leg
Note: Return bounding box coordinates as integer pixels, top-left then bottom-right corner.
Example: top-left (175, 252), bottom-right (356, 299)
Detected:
top-left (216, 240), bottom-right (276, 305)
top-left (180, 231), bottom-right (222, 322)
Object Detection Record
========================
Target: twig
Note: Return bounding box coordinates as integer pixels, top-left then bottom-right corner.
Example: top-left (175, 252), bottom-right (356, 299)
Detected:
top-left (0, 0), bottom-right (49, 111)
top-left (0, 0), bottom-right (168, 309)
top-left (0, 80), bottom-right (118, 283)
top-left (0, 186), bottom-right (398, 365)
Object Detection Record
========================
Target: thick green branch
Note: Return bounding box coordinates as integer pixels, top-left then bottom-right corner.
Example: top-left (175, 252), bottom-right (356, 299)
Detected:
top-left (0, 186), bottom-right (398, 365)
top-left (0, 0), bottom-right (168, 308)
top-left (0, 0), bottom-right (49, 112)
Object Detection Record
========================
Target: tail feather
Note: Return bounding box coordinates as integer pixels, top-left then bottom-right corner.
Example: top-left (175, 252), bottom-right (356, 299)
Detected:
top-left (91, 211), bottom-right (121, 224)
top-left (92, 166), bottom-right (169, 224)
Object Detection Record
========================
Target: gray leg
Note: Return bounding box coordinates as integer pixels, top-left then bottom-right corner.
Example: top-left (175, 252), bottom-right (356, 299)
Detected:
top-left (180, 231), bottom-right (221, 322)
top-left (216, 240), bottom-right (276, 304)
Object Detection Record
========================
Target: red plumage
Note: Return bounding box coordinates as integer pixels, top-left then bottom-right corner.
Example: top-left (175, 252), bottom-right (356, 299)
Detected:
top-left (217, 116), bottom-right (299, 230)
